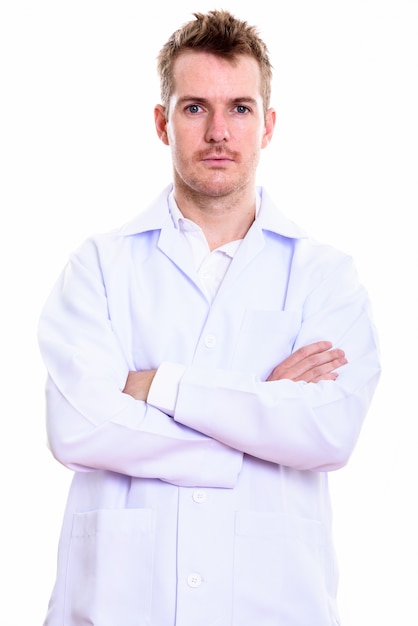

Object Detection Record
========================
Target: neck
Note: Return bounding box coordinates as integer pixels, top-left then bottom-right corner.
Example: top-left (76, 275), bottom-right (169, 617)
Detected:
top-left (174, 185), bottom-right (257, 251)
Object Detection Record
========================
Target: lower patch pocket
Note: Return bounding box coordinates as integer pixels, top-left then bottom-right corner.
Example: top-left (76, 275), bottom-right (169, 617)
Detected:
top-left (232, 511), bottom-right (332, 626)
top-left (65, 508), bottom-right (155, 625)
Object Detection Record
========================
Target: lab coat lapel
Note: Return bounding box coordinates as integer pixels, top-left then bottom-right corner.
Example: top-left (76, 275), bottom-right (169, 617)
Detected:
top-left (214, 188), bottom-right (306, 301)
top-left (157, 220), bottom-right (204, 291)
top-left (120, 188), bottom-right (205, 296)
top-left (217, 222), bottom-right (266, 295)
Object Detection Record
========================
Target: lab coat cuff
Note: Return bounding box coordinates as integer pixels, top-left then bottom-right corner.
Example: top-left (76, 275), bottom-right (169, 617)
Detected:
top-left (147, 361), bottom-right (186, 416)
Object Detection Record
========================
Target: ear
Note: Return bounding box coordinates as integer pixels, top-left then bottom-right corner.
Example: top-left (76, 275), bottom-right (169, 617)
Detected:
top-left (154, 104), bottom-right (170, 145)
top-left (261, 107), bottom-right (276, 149)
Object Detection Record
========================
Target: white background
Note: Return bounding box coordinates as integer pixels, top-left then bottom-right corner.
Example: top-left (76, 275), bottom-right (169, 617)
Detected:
top-left (1, 1), bottom-right (417, 624)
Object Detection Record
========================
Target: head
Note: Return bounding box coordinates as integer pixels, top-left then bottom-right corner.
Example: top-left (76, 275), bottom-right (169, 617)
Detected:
top-left (157, 10), bottom-right (273, 118)
top-left (154, 10), bottom-right (276, 205)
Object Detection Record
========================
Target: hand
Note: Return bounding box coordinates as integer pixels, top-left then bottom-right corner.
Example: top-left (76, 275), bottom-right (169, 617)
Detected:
top-left (123, 369), bottom-right (157, 401)
top-left (267, 341), bottom-right (347, 383)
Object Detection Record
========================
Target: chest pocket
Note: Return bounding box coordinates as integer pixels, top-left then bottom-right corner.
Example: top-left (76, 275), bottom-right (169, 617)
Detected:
top-left (232, 309), bottom-right (301, 380)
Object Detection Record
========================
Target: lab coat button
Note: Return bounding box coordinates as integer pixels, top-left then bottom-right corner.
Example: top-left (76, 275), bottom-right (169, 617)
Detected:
top-left (204, 334), bottom-right (216, 348)
top-left (187, 572), bottom-right (202, 588)
top-left (192, 490), bottom-right (207, 503)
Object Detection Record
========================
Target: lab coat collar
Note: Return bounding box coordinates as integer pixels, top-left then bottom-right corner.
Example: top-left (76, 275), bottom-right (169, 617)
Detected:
top-left (256, 187), bottom-right (307, 239)
top-left (119, 184), bottom-right (307, 240)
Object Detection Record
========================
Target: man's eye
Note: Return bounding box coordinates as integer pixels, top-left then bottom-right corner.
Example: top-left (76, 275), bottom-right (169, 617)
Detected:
top-left (236, 105), bottom-right (249, 114)
top-left (187, 105), bottom-right (201, 114)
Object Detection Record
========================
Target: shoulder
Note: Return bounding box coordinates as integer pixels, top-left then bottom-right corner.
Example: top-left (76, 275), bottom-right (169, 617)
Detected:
top-left (69, 185), bottom-right (173, 261)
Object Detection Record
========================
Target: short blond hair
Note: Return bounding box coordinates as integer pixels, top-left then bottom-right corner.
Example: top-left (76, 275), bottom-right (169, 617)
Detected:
top-left (157, 10), bottom-right (273, 116)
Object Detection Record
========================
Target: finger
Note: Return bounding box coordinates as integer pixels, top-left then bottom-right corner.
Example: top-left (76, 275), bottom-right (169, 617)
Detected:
top-left (268, 347), bottom-right (345, 381)
top-left (266, 341), bottom-right (333, 381)
top-left (267, 348), bottom-right (347, 382)
top-left (294, 356), bottom-right (347, 383)
top-left (293, 351), bottom-right (347, 380)
top-left (283, 341), bottom-right (333, 370)
top-left (310, 372), bottom-right (339, 383)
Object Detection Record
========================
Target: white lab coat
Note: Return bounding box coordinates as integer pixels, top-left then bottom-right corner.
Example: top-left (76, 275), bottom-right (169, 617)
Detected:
top-left (38, 185), bottom-right (381, 626)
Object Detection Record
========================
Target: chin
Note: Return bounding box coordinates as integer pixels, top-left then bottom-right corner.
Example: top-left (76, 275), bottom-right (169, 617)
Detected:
top-left (191, 178), bottom-right (242, 198)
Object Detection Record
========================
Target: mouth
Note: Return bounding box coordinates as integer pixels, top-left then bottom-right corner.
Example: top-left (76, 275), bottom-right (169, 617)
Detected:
top-left (200, 154), bottom-right (235, 166)
top-left (198, 146), bottom-right (237, 161)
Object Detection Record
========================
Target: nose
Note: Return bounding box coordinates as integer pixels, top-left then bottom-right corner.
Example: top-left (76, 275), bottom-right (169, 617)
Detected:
top-left (205, 111), bottom-right (230, 143)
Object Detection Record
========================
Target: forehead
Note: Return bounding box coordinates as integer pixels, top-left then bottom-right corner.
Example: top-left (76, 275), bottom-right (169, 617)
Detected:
top-left (171, 51), bottom-right (262, 98)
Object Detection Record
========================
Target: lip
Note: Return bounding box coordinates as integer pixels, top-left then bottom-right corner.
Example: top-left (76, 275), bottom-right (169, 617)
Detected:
top-left (201, 155), bottom-right (233, 164)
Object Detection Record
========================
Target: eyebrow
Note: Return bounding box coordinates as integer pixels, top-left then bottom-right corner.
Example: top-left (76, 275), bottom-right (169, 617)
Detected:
top-left (176, 96), bottom-right (259, 107)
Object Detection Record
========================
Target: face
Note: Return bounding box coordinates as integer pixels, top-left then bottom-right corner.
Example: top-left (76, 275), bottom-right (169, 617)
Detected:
top-left (154, 51), bottom-right (275, 201)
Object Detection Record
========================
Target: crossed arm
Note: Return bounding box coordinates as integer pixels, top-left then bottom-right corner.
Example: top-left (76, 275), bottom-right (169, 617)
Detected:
top-left (123, 341), bottom-right (347, 402)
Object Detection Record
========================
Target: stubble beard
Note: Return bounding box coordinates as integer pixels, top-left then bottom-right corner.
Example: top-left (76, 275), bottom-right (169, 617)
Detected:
top-left (173, 150), bottom-right (259, 204)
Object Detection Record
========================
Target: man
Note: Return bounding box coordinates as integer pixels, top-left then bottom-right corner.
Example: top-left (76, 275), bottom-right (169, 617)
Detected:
top-left (38, 10), bottom-right (381, 626)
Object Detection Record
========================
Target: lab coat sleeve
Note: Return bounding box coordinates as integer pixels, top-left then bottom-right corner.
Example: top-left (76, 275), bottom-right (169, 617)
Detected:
top-left (172, 253), bottom-right (381, 471)
top-left (38, 239), bottom-right (242, 488)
